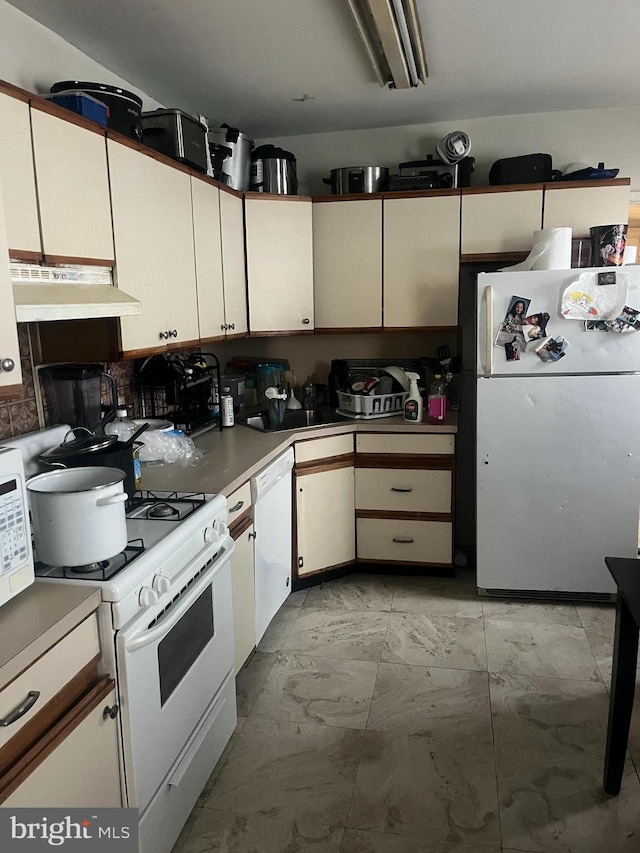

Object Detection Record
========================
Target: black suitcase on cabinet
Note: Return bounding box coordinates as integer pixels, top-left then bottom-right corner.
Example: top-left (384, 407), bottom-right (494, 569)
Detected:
top-left (489, 153), bottom-right (556, 185)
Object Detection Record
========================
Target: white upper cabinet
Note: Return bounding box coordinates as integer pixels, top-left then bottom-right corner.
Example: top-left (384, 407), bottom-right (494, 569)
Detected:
top-left (108, 140), bottom-right (199, 354)
top-left (0, 176), bottom-right (22, 392)
top-left (219, 189), bottom-right (248, 337)
top-left (0, 92), bottom-right (40, 255)
top-left (383, 193), bottom-right (460, 327)
top-left (313, 199), bottom-right (382, 329)
top-left (542, 182), bottom-right (630, 238)
top-left (31, 106), bottom-right (114, 260)
top-left (245, 197), bottom-right (314, 333)
top-left (461, 188), bottom-right (543, 254)
top-left (191, 177), bottom-right (226, 341)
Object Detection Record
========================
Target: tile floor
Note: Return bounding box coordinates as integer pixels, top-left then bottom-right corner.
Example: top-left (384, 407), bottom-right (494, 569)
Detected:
top-left (173, 572), bottom-right (640, 853)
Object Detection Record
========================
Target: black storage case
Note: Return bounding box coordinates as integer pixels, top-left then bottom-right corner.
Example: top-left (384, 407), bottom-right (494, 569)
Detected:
top-left (489, 153), bottom-right (558, 185)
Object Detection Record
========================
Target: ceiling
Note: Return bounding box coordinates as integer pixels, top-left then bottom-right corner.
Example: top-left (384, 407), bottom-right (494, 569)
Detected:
top-left (7, 0), bottom-right (640, 139)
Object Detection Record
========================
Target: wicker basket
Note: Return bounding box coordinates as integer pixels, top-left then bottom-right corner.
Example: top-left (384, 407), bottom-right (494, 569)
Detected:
top-left (336, 391), bottom-right (408, 419)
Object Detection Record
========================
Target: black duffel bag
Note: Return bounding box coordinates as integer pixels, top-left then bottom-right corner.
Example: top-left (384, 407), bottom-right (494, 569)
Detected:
top-left (489, 153), bottom-right (560, 185)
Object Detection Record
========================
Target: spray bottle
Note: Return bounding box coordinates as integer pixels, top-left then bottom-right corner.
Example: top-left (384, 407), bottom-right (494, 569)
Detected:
top-left (403, 372), bottom-right (423, 423)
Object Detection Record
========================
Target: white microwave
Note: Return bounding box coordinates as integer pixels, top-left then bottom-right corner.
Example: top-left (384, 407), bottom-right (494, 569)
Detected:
top-left (0, 447), bottom-right (34, 606)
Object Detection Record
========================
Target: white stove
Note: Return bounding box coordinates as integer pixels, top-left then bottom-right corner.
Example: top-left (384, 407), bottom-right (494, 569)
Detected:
top-left (36, 486), bottom-right (237, 853)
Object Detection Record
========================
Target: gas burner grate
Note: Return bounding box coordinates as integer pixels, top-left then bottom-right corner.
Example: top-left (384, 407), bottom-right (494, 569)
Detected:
top-left (126, 491), bottom-right (207, 522)
top-left (35, 539), bottom-right (146, 581)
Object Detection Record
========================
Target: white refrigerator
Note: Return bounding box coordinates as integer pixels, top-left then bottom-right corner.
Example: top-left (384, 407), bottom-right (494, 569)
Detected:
top-left (476, 268), bottom-right (640, 598)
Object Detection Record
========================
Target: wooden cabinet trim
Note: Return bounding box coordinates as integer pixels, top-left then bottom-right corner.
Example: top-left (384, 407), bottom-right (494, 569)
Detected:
top-left (462, 183), bottom-right (545, 195)
top-left (0, 80), bottom-right (31, 103)
top-left (8, 250), bottom-right (43, 263)
top-left (356, 557), bottom-right (453, 568)
top-left (106, 129), bottom-right (194, 174)
top-left (313, 194), bottom-right (385, 203)
top-left (356, 509), bottom-right (452, 522)
top-left (243, 192), bottom-right (312, 202)
top-left (249, 330), bottom-right (314, 338)
top-left (314, 326), bottom-right (383, 334)
top-left (230, 514), bottom-right (253, 540)
top-left (355, 453), bottom-right (454, 470)
top-left (0, 384), bottom-right (23, 401)
top-left (295, 454), bottom-right (355, 475)
top-left (460, 251), bottom-right (528, 263)
top-left (43, 254), bottom-right (114, 267)
top-left (0, 676), bottom-right (115, 803)
top-left (544, 177), bottom-right (630, 191)
top-left (295, 559), bottom-right (355, 580)
top-left (0, 655), bottom-right (100, 777)
top-left (119, 338), bottom-right (201, 360)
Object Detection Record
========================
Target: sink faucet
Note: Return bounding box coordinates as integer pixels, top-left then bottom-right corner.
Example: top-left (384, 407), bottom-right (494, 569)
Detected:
top-left (265, 386), bottom-right (287, 429)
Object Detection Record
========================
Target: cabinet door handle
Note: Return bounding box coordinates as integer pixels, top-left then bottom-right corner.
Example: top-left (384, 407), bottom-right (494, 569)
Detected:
top-left (0, 358), bottom-right (15, 372)
top-left (221, 324), bottom-right (226, 331)
top-left (159, 330), bottom-right (169, 340)
top-left (298, 556), bottom-right (304, 568)
top-left (249, 531), bottom-right (257, 541)
top-left (301, 318), bottom-right (310, 325)
top-left (0, 690), bottom-right (40, 726)
top-left (230, 500), bottom-right (244, 513)
top-left (103, 703), bottom-right (119, 720)
top-left (390, 487), bottom-right (413, 493)
top-left (392, 537), bottom-right (414, 544)
top-left (171, 329), bottom-right (178, 338)
top-left (229, 323), bottom-right (235, 330)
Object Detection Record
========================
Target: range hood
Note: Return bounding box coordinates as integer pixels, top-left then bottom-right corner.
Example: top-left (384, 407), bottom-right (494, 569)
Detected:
top-left (11, 263), bottom-right (142, 322)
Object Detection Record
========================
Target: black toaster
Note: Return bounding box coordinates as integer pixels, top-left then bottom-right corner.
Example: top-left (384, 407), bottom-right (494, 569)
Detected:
top-left (141, 109), bottom-right (208, 173)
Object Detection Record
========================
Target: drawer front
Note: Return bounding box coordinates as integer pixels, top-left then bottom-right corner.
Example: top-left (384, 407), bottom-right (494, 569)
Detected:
top-left (0, 615), bottom-right (99, 749)
top-left (227, 481), bottom-right (252, 523)
top-left (295, 434), bottom-right (354, 464)
top-left (355, 468), bottom-right (452, 513)
top-left (357, 518), bottom-right (452, 564)
top-left (356, 433), bottom-right (454, 456)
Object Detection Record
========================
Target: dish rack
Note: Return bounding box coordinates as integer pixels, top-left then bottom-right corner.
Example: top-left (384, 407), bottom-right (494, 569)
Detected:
top-left (336, 391), bottom-right (408, 419)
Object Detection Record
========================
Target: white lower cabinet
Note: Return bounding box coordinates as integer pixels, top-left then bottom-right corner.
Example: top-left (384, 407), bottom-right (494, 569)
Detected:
top-left (4, 686), bottom-right (122, 807)
top-left (356, 518), bottom-right (452, 565)
top-left (296, 465), bottom-right (355, 577)
top-left (231, 521), bottom-right (256, 673)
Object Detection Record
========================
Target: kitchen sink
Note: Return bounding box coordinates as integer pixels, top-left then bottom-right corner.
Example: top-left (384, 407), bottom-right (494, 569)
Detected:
top-left (238, 408), bottom-right (349, 433)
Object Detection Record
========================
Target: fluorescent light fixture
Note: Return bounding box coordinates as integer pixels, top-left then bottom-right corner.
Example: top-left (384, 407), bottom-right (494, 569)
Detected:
top-left (346, 0), bottom-right (428, 89)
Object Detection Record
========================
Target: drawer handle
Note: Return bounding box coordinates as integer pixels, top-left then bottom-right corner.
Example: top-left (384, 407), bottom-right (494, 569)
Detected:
top-left (390, 487), bottom-right (413, 493)
top-left (392, 537), bottom-right (414, 544)
top-left (0, 690), bottom-right (40, 727)
top-left (230, 500), bottom-right (244, 513)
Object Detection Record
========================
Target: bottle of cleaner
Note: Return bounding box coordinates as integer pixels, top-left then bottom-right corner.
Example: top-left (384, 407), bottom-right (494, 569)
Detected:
top-left (403, 372), bottom-right (424, 423)
top-left (427, 374), bottom-right (447, 425)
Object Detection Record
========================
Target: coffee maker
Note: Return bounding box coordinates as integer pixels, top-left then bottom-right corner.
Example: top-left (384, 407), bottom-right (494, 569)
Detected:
top-left (40, 364), bottom-right (117, 431)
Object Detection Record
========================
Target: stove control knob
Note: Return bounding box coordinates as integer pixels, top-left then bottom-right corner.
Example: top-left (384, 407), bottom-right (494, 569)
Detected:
top-left (204, 527), bottom-right (219, 544)
top-left (139, 586), bottom-right (159, 608)
top-left (153, 574), bottom-right (171, 595)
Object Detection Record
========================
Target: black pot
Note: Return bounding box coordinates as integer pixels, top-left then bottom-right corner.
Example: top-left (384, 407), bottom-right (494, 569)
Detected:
top-left (50, 81), bottom-right (143, 142)
top-left (39, 432), bottom-right (141, 498)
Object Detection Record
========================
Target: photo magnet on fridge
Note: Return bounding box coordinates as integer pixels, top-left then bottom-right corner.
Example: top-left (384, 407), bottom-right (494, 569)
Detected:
top-left (495, 295), bottom-right (530, 350)
top-left (610, 305), bottom-right (640, 333)
top-left (535, 335), bottom-right (569, 363)
top-left (504, 341), bottom-right (520, 361)
top-left (522, 312), bottom-right (550, 342)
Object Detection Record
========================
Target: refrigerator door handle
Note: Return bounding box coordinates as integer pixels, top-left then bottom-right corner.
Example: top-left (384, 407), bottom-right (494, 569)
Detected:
top-left (483, 284), bottom-right (493, 377)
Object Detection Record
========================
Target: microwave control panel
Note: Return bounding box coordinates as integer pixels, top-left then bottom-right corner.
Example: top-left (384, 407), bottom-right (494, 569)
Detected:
top-left (0, 447), bottom-right (34, 604)
top-left (0, 476), bottom-right (29, 573)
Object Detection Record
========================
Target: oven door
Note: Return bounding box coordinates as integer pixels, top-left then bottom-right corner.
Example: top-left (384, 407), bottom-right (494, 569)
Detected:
top-left (116, 537), bottom-right (235, 811)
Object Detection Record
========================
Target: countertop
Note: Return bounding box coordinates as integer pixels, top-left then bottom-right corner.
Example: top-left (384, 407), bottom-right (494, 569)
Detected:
top-left (0, 583), bottom-right (101, 690)
top-left (141, 414), bottom-right (457, 497)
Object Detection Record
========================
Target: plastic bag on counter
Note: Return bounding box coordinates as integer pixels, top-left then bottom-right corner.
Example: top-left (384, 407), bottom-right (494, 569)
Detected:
top-left (561, 270), bottom-right (628, 320)
top-left (139, 429), bottom-right (203, 466)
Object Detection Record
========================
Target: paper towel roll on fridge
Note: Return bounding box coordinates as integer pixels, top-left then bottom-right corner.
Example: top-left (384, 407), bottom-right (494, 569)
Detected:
top-left (501, 228), bottom-right (572, 272)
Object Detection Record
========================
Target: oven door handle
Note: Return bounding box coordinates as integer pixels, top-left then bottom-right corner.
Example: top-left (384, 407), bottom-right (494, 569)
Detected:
top-left (124, 540), bottom-right (234, 653)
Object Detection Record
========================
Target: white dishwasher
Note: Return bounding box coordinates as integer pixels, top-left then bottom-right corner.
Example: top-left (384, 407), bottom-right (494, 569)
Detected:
top-left (251, 447), bottom-right (294, 643)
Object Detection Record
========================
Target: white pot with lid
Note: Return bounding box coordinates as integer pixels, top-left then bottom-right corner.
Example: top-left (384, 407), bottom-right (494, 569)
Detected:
top-left (27, 467), bottom-right (128, 566)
